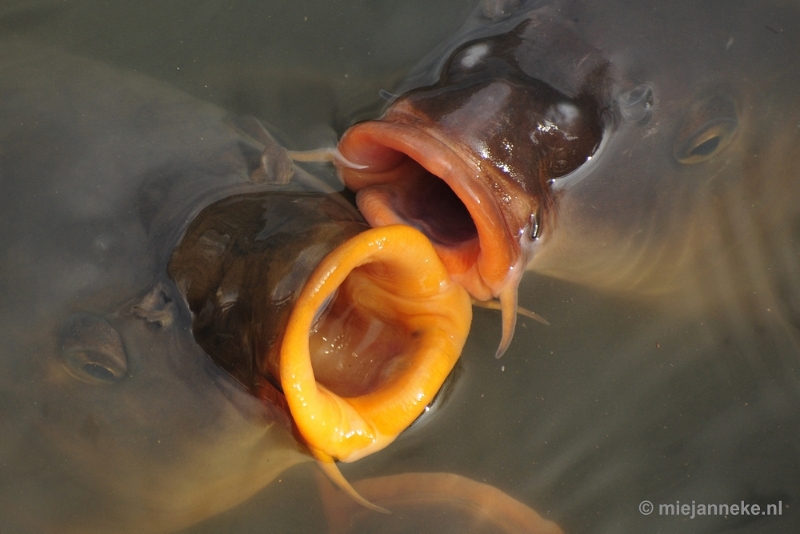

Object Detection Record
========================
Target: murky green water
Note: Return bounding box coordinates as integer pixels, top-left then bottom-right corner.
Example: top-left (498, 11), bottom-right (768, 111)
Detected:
top-left (2, 1), bottom-right (799, 533)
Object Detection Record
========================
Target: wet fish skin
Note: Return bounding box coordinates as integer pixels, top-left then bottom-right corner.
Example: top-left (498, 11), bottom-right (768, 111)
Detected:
top-left (523, 1), bottom-right (800, 303)
top-left (168, 191), bottom-right (367, 401)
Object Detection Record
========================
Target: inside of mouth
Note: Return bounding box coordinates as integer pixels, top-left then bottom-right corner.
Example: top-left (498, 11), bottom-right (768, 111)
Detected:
top-left (307, 265), bottom-right (418, 398)
top-left (357, 153), bottom-right (482, 272)
top-left (397, 163), bottom-right (478, 246)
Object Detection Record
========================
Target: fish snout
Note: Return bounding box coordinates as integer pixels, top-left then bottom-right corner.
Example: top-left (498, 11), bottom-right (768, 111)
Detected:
top-left (337, 25), bottom-right (604, 305)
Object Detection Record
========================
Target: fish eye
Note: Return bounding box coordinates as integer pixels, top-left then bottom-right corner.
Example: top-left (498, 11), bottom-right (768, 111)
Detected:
top-left (673, 119), bottom-right (738, 164)
top-left (59, 313), bottom-right (128, 385)
top-left (62, 350), bottom-right (127, 384)
top-left (673, 96), bottom-right (738, 164)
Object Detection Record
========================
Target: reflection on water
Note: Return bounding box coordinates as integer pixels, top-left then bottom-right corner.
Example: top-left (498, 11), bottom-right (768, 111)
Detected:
top-left (1, 1), bottom-right (799, 533)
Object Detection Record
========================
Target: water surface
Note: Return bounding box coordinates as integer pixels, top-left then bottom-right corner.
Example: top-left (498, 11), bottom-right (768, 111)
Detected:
top-left (1, 1), bottom-right (799, 533)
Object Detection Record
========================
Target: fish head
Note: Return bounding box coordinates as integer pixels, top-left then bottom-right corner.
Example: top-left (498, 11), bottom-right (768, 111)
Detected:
top-left (340, 5), bottom-right (607, 302)
top-left (169, 190), bottom-right (473, 465)
top-left (527, 0), bottom-right (800, 299)
top-left (0, 42), bottom-right (310, 533)
top-left (0, 176), bottom-right (305, 534)
top-left (338, 0), bottom-right (800, 316)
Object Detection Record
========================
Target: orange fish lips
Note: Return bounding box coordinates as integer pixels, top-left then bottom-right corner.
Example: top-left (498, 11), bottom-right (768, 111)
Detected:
top-left (280, 224), bottom-right (472, 462)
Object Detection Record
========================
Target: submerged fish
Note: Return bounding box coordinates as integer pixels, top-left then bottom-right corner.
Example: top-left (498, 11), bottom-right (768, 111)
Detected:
top-left (318, 472), bottom-right (564, 534)
top-left (0, 40), bottom-right (303, 534)
top-left (336, 0), bottom-right (800, 355)
top-left (0, 40), bottom-right (474, 531)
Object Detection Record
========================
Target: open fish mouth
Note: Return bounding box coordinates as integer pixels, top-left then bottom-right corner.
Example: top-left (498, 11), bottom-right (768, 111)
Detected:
top-left (168, 192), bottom-right (471, 464)
top-left (337, 117), bottom-right (520, 304)
top-left (335, 14), bottom-right (607, 355)
top-left (280, 224), bottom-right (471, 462)
top-left (337, 116), bottom-right (538, 358)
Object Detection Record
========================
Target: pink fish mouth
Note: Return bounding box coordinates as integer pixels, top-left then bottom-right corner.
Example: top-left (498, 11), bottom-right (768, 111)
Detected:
top-left (338, 118), bottom-right (522, 303)
top-left (335, 12), bottom-right (606, 357)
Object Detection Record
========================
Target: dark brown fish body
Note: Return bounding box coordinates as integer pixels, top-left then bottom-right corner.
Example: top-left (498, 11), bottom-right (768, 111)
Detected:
top-left (169, 192), bottom-right (366, 403)
top-left (338, 0), bottom-right (800, 349)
